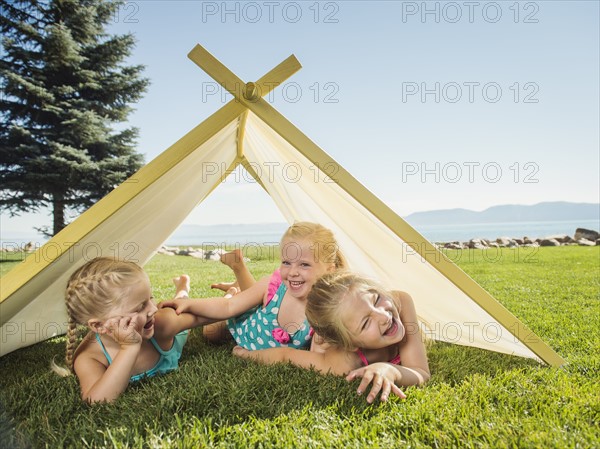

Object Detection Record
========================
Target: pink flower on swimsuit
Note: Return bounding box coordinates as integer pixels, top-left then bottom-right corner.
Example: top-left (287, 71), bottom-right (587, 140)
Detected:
top-left (272, 327), bottom-right (290, 344)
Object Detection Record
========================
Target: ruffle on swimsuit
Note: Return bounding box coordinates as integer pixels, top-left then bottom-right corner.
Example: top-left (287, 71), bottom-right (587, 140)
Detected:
top-left (226, 269), bottom-right (312, 350)
top-left (355, 348), bottom-right (401, 366)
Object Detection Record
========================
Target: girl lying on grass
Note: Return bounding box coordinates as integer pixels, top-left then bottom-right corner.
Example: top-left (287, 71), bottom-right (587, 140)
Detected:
top-left (232, 271), bottom-right (430, 403)
top-left (161, 222), bottom-right (347, 351)
top-left (53, 257), bottom-right (278, 403)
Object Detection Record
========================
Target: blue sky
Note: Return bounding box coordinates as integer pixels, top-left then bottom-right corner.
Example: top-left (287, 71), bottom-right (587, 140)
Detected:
top-left (2, 0), bottom-right (599, 233)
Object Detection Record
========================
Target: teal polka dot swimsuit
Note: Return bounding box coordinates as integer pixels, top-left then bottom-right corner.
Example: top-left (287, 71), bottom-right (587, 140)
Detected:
top-left (226, 271), bottom-right (312, 350)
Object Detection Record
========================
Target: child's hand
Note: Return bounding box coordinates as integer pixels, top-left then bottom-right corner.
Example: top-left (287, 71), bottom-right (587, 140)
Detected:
top-left (346, 363), bottom-right (407, 403)
top-left (159, 298), bottom-right (190, 315)
top-left (103, 316), bottom-right (142, 347)
top-left (232, 345), bottom-right (250, 358)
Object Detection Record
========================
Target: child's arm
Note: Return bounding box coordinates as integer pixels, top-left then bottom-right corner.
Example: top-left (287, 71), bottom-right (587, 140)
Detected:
top-left (232, 344), bottom-right (352, 376)
top-left (75, 317), bottom-right (142, 403)
top-left (392, 291), bottom-right (430, 382)
top-left (153, 274), bottom-right (222, 338)
top-left (153, 305), bottom-right (216, 339)
top-left (233, 345), bottom-right (408, 403)
top-left (160, 277), bottom-right (268, 322)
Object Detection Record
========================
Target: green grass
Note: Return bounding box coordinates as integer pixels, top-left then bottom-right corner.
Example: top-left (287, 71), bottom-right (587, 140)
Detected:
top-left (1, 246), bottom-right (598, 448)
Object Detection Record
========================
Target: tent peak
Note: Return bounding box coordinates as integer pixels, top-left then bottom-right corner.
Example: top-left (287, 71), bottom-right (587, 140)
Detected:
top-left (244, 82), bottom-right (260, 102)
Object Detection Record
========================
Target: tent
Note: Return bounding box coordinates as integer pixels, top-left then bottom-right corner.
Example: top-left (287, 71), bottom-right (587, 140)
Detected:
top-left (0, 45), bottom-right (564, 366)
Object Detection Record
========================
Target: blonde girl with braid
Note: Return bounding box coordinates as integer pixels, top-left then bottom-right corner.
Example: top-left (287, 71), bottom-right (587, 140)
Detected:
top-left (54, 257), bottom-right (252, 403)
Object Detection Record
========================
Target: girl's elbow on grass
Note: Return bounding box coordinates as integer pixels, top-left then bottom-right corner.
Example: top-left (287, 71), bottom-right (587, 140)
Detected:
top-left (79, 377), bottom-right (125, 403)
top-left (235, 346), bottom-right (305, 366)
top-left (82, 390), bottom-right (115, 404)
top-left (261, 348), bottom-right (292, 364)
top-left (412, 367), bottom-right (431, 386)
top-left (395, 366), bottom-right (430, 387)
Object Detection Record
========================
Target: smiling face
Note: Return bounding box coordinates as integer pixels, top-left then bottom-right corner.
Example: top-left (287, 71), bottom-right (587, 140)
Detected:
top-left (339, 287), bottom-right (405, 350)
top-left (106, 276), bottom-right (158, 339)
top-left (279, 238), bottom-right (335, 300)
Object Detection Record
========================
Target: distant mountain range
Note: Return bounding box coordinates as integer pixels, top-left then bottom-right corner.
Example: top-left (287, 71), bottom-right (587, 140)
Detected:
top-left (403, 202), bottom-right (600, 226)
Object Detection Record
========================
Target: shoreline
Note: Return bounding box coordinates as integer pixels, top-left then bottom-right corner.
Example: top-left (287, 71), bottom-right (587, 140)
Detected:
top-left (142, 227), bottom-right (600, 260)
top-left (2, 227), bottom-right (598, 255)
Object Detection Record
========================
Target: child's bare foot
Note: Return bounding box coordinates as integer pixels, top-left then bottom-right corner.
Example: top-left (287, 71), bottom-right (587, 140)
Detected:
top-left (172, 275), bottom-right (190, 298)
top-left (211, 281), bottom-right (239, 293)
top-left (220, 249), bottom-right (245, 271)
top-left (223, 286), bottom-right (239, 298)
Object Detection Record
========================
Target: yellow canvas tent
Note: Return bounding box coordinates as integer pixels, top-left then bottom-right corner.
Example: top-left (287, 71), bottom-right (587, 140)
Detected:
top-left (0, 45), bottom-right (564, 366)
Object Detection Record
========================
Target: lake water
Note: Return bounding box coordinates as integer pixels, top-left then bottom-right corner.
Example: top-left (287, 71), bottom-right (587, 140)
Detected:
top-left (165, 219), bottom-right (600, 245)
top-left (408, 219), bottom-right (600, 243)
top-left (2, 219), bottom-right (598, 249)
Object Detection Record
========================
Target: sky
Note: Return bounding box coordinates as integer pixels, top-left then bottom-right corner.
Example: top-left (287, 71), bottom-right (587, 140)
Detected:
top-left (2, 0), bottom-right (599, 234)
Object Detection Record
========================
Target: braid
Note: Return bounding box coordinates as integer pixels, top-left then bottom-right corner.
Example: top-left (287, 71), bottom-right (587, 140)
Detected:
top-left (64, 316), bottom-right (79, 373)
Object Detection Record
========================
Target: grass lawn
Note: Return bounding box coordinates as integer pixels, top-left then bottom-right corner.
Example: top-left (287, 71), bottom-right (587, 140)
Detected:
top-left (0, 246), bottom-right (598, 448)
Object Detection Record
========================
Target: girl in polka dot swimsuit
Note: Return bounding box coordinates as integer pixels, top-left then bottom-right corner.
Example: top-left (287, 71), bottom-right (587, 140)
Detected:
top-left (226, 268), bottom-right (313, 350)
top-left (161, 222), bottom-right (347, 351)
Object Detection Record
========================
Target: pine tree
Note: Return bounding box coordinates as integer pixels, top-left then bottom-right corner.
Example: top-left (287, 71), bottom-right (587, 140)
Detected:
top-left (0, 0), bottom-right (149, 236)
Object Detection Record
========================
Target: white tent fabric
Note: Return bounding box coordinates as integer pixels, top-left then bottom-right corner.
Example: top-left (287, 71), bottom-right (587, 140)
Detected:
top-left (1, 45), bottom-right (562, 365)
top-left (243, 113), bottom-right (537, 359)
top-left (0, 118), bottom-right (239, 356)
top-left (2, 109), bottom-right (537, 360)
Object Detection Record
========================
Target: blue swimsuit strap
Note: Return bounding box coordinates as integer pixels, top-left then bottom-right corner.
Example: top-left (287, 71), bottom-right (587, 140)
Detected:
top-left (95, 333), bottom-right (169, 382)
top-left (148, 336), bottom-right (168, 354)
top-left (95, 333), bottom-right (113, 364)
top-left (95, 333), bottom-right (168, 361)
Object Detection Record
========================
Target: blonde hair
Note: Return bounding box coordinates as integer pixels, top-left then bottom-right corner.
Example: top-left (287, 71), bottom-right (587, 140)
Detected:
top-left (52, 257), bottom-right (147, 376)
top-left (306, 271), bottom-right (393, 350)
top-left (280, 222), bottom-right (347, 269)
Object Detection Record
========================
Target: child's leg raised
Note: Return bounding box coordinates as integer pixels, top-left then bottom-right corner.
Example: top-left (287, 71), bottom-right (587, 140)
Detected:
top-left (172, 275), bottom-right (190, 298)
top-left (204, 250), bottom-right (254, 343)
top-left (211, 249), bottom-right (256, 292)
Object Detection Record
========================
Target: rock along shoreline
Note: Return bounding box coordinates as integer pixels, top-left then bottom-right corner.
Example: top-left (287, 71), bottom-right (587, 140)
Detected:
top-left (155, 227), bottom-right (599, 259)
top-left (436, 227), bottom-right (599, 250)
top-left (5, 228), bottom-right (598, 259)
